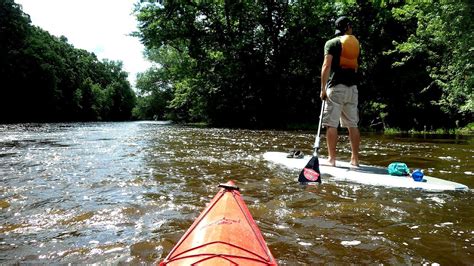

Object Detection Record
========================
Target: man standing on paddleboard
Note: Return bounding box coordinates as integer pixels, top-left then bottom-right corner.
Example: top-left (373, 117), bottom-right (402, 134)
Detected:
top-left (320, 16), bottom-right (360, 167)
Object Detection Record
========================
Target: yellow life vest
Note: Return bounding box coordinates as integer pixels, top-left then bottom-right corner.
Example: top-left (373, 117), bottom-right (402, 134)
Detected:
top-left (339, 35), bottom-right (359, 70)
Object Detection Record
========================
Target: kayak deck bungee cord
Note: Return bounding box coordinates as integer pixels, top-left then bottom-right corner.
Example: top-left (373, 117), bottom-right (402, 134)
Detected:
top-left (159, 181), bottom-right (277, 266)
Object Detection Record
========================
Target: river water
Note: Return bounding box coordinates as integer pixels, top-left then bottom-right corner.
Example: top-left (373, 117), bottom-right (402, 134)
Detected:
top-left (0, 122), bottom-right (473, 265)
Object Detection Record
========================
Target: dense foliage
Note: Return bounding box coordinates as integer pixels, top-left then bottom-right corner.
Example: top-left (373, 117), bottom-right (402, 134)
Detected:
top-left (133, 0), bottom-right (472, 130)
top-left (1, 0), bottom-right (471, 129)
top-left (0, 0), bottom-right (136, 122)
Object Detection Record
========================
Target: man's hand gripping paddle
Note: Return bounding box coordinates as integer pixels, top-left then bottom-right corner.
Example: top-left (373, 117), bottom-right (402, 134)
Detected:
top-left (298, 100), bottom-right (325, 184)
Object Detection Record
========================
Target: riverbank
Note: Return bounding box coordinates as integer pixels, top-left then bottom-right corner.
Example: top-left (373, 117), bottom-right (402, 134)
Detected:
top-left (383, 122), bottom-right (474, 135)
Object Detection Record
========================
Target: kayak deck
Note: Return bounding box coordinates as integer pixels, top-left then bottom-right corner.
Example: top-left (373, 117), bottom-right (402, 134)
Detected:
top-left (159, 181), bottom-right (277, 265)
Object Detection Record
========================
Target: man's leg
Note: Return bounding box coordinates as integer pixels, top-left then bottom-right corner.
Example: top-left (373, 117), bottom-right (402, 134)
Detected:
top-left (326, 126), bottom-right (338, 166)
top-left (348, 127), bottom-right (360, 166)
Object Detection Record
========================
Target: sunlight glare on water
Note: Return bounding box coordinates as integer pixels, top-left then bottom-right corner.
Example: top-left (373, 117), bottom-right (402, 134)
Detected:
top-left (0, 122), bottom-right (473, 264)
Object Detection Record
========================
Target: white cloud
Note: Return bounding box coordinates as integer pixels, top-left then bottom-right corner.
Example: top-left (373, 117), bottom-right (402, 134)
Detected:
top-left (15, 0), bottom-right (152, 88)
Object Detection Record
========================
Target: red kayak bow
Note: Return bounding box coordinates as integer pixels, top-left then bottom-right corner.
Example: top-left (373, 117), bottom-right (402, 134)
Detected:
top-left (159, 181), bottom-right (277, 265)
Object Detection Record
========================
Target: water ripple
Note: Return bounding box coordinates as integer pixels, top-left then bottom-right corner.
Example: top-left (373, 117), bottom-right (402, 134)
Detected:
top-left (0, 123), bottom-right (472, 264)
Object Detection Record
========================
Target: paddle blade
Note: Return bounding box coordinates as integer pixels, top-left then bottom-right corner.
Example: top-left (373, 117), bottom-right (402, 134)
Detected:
top-left (298, 156), bottom-right (322, 183)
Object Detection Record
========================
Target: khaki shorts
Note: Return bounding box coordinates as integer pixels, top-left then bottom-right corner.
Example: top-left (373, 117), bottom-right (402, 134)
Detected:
top-left (322, 84), bottom-right (359, 128)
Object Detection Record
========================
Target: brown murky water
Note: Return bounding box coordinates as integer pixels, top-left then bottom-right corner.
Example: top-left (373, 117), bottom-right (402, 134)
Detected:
top-left (1, 122), bottom-right (473, 264)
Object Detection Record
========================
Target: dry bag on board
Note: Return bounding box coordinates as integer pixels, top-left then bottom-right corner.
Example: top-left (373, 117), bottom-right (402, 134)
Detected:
top-left (388, 162), bottom-right (410, 176)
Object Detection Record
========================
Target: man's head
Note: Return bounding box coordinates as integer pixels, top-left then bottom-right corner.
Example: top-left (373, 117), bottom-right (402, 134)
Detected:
top-left (334, 16), bottom-right (352, 36)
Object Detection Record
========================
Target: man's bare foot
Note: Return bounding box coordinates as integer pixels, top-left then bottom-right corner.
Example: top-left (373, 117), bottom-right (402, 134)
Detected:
top-left (327, 157), bottom-right (336, 167)
top-left (350, 160), bottom-right (359, 167)
top-left (350, 163), bottom-right (360, 169)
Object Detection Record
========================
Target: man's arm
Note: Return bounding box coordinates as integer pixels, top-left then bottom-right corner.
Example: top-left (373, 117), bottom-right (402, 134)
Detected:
top-left (320, 54), bottom-right (333, 100)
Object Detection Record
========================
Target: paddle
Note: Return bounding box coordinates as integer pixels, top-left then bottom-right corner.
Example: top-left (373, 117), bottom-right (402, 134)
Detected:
top-left (298, 100), bottom-right (326, 183)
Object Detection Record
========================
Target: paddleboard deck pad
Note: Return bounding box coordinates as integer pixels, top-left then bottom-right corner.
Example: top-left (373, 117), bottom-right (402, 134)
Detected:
top-left (263, 152), bottom-right (469, 192)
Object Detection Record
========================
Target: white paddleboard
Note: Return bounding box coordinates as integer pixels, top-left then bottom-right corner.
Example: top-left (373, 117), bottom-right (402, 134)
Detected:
top-left (263, 152), bottom-right (469, 192)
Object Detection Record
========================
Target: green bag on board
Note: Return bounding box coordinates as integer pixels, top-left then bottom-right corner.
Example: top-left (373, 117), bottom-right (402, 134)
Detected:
top-left (387, 162), bottom-right (410, 176)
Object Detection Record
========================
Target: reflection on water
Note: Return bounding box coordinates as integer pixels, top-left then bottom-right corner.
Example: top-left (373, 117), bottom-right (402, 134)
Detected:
top-left (0, 122), bottom-right (473, 264)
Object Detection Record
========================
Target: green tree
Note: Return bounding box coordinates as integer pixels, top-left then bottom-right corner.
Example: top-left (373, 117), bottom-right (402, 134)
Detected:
top-left (133, 65), bottom-right (173, 120)
top-left (0, 0), bottom-right (137, 122)
top-left (0, 0), bottom-right (31, 121)
top-left (390, 1), bottom-right (473, 128)
top-left (134, 0), bottom-right (472, 130)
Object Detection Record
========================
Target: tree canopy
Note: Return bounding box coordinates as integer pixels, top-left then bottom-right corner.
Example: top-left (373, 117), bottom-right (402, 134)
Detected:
top-left (1, 0), bottom-right (471, 130)
top-left (133, 0), bottom-right (473, 130)
top-left (0, 0), bottom-right (136, 122)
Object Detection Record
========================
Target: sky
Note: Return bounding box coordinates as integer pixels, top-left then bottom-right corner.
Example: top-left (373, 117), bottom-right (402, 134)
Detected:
top-left (15, 0), bottom-right (152, 88)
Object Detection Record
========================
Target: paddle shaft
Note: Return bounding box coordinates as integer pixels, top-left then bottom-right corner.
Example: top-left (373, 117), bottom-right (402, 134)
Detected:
top-left (313, 100), bottom-right (326, 157)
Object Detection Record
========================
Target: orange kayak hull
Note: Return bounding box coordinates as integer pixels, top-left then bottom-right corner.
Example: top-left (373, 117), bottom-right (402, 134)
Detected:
top-left (159, 181), bottom-right (277, 265)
